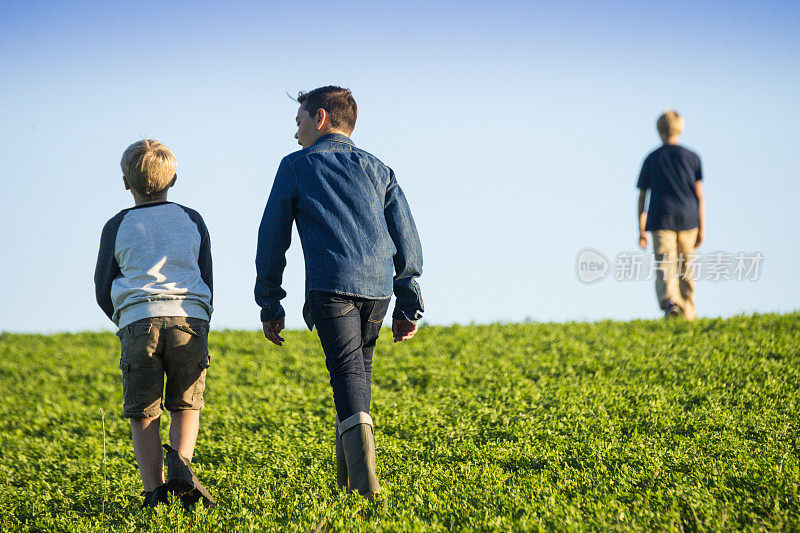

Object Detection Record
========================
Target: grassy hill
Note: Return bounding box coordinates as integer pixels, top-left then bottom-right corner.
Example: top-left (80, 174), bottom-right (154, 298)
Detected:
top-left (1, 312), bottom-right (798, 531)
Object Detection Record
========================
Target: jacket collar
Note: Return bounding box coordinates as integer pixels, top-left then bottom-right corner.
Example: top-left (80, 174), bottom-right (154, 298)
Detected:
top-left (313, 132), bottom-right (355, 147)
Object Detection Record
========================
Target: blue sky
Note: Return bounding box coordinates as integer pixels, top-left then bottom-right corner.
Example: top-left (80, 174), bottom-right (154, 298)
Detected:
top-left (1, 1), bottom-right (798, 332)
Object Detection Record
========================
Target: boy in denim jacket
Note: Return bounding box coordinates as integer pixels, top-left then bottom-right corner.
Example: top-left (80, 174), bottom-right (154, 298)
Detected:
top-left (94, 139), bottom-right (215, 509)
top-left (256, 87), bottom-right (424, 499)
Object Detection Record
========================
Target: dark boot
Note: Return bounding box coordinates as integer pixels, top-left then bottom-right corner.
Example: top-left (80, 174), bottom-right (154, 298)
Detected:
top-left (163, 444), bottom-right (194, 496)
top-left (338, 412), bottom-right (380, 499)
top-left (179, 487), bottom-right (215, 511)
top-left (141, 484), bottom-right (169, 508)
top-left (163, 444), bottom-right (216, 508)
top-left (335, 415), bottom-right (348, 490)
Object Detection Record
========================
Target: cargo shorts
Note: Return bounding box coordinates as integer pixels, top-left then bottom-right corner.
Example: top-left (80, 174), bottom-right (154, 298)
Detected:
top-left (117, 316), bottom-right (211, 419)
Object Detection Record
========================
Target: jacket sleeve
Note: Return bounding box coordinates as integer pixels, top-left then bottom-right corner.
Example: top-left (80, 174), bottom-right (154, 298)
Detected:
top-left (255, 157), bottom-right (296, 322)
top-left (384, 168), bottom-right (424, 321)
top-left (94, 213), bottom-right (124, 321)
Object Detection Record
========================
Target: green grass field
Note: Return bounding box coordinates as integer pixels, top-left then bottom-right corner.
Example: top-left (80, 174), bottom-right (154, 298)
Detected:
top-left (1, 312), bottom-right (798, 531)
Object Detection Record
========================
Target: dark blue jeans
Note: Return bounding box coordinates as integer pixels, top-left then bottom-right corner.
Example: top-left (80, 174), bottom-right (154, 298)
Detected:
top-left (306, 290), bottom-right (391, 420)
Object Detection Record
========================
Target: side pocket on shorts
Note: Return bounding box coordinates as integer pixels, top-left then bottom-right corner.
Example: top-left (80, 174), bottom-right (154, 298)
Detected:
top-left (119, 358), bottom-right (132, 406)
top-left (192, 354), bottom-right (211, 404)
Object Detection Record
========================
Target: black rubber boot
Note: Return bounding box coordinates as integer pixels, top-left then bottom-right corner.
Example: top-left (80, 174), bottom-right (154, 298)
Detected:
top-left (163, 444), bottom-right (216, 508)
top-left (338, 412), bottom-right (380, 499)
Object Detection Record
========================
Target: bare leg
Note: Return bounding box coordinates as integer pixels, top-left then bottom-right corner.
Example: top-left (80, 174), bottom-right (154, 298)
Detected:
top-left (130, 415), bottom-right (164, 491)
top-left (169, 410), bottom-right (200, 461)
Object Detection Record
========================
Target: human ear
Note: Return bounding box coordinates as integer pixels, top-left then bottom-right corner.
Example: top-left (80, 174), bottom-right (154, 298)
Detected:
top-left (123, 176), bottom-right (131, 190)
top-left (315, 108), bottom-right (329, 131)
top-left (168, 173), bottom-right (177, 188)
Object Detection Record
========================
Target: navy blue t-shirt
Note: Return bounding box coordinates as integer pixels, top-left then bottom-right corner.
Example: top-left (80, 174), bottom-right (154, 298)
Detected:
top-left (637, 144), bottom-right (702, 231)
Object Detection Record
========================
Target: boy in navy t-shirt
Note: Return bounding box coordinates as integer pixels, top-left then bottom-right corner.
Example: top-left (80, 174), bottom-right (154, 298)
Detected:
top-left (637, 110), bottom-right (706, 320)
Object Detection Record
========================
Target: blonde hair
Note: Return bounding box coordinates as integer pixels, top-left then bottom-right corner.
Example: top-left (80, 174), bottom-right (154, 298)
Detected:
top-left (120, 139), bottom-right (176, 198)
top-left (656, 110), bottom-right (685, 142)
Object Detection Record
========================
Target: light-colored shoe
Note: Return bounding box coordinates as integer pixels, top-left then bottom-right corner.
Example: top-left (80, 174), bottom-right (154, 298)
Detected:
top-left (338, 412), bottom-right (380, 499)
top-left (665, 304), bottom-right (682, 320)
top-left (660, 299), bottom-right (683, 320)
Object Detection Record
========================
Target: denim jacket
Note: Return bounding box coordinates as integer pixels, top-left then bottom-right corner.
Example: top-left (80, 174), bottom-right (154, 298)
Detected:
top-left (255, 133), bottom-right (423, 329)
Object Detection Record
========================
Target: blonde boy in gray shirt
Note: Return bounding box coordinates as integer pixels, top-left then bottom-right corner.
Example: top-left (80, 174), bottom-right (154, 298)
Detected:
top-left (94, 139), bottom-right (215, 509)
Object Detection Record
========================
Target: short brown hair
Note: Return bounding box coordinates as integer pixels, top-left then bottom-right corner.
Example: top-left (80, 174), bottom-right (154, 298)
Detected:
top-left (656, 109), bottom-right (685, 142)
top-left (120, 139), bottom-right (176, 198)
top-left (297, 86), bottom-right (357, 134)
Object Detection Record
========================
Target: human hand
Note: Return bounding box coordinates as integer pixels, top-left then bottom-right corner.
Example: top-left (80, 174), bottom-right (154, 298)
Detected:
top-left (262, 318), bottom-right (285, 346)
top-left (392, 319), bottom-right (418, 342)
top-left (638, 232), bottom-right (649, 250)
top-left (695, 228), bottom-right (704, 248)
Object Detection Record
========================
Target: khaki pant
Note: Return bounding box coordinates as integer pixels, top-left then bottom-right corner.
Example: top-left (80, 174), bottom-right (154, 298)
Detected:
top-left (651, 228), bottom-right (699, 321)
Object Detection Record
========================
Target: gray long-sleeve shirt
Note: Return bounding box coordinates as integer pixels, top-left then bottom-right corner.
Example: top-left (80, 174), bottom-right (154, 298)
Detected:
top-left (94, 201), bottom-right (213, 328)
